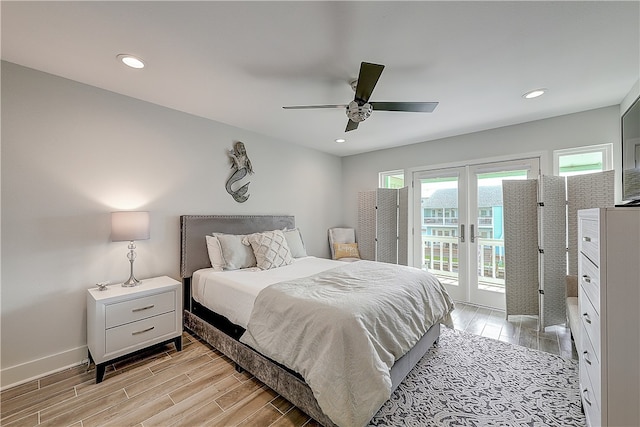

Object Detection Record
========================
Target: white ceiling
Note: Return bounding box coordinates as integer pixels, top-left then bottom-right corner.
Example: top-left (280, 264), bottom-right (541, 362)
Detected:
top-left (2, 1), bottom-right (639, 157)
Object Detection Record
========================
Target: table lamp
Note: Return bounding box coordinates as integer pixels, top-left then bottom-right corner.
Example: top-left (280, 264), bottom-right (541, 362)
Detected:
top-left (111, 211), bottom-right (150, 287)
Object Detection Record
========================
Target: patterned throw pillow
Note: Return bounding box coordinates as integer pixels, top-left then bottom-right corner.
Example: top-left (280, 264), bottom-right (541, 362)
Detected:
top-left (334, 242), bottom-right (361, 260)
top-left (243, 230), bottom-right (293, 270)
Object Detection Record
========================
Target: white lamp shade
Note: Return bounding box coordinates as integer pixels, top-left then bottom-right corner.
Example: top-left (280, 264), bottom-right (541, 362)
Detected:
top-left (111, 211), bottom-right (150, 242)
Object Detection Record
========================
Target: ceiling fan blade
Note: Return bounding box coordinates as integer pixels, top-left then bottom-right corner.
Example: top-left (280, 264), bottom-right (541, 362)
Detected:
top-left (355, 62), bottom-right (385, 103)
top-left (370, 101), bottom-right (439, 113)
top-left (345, 120), bottom-right (359, 132)
top-left (283, 104), bottom-right (347, 110)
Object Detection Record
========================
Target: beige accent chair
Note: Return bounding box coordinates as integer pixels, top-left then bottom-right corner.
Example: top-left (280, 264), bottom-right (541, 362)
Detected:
top-left (566, 275), bottom-right (579, 349)
top-left (328, 227), bottom-right (361, 262)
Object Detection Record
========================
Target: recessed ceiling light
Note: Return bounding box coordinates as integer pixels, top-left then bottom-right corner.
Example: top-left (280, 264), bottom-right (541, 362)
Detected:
top-left (335, 138), bottom-right (346, 143)
top-left (523, 88), bottom-right (546, 99)
top-left (117, 54), bottom-right (145, 69)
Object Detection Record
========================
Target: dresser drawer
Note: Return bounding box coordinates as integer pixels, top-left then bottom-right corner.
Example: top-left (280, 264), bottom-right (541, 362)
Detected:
top-left (580, 365), bottom-right (601, 427)
top-left (579, 255), bottom-right (600, 313)
top-left (579, 217), bottom-right (600, 266)
top-left (105, 291), bottom-right (175, 328)
top-left (580, 322), bottom-right (602, 396)
top-left (579, 285), bottom-right (601, 362)
top-left (105, 311), bottom-right (177, 354)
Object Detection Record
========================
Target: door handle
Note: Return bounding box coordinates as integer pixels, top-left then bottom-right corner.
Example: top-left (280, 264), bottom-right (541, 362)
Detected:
top-left (460, 224), bottom-right (465, 243)
top-left (470, 224), bottom-right (475, 243)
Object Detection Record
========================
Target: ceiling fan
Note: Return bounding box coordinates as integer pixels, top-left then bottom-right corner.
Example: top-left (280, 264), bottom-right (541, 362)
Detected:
top-left (283, 62), bottom-right (439, 132)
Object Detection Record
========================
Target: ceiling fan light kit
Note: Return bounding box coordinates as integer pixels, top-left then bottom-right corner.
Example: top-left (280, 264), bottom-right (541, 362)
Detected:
top-left (283, 61), bottom-right (439, 133)
top-left (346, 100), bottom-right (372, 123)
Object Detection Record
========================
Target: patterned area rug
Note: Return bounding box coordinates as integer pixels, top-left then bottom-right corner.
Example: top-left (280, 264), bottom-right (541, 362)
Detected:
top-left (369, 327), bottom-right (585, 427)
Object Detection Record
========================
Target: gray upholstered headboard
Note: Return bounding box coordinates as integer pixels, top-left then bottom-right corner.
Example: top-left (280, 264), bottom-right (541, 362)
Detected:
top-left (179, 215), bottom-right (295, 279)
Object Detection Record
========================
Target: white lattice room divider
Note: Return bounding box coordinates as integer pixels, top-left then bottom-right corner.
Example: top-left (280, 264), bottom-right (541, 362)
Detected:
top-left (357, 191), bottom-right (377, 262)
top-left (398, 187), bottom-right (409, 266)
top-left (539, 175), bottom-right (568, 329)
top-left (357, 188), bottom-right (409, 265)
top-left (503, 171), bottom-right (615, 329)
top-left (503, 180), bottom-right (539, 317)
top-left (566, 170), bottom-right (615, 275)
top-left (376, 189), bottom-right (399, 264)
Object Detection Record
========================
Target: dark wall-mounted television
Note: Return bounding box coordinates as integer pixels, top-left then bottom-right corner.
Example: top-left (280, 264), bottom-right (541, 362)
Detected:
top-left (622, 94), bottom-right (640, 205)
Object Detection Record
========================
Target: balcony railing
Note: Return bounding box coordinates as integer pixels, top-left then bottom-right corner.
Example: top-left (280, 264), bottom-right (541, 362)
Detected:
top-left (477, 217), bottom-right (493, 226)
top-left (421, 236), bottom-right (505, 286)
top-left (424, 217), bottom-right (493, 226)
top-left (423, 217), bottom-right (458, 225)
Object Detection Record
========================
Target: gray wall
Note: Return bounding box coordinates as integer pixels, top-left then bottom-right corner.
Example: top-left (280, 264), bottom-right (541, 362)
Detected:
top-left (341, 106), bottom-right (621, 229)
top-left (1, 61), bottom-right (343, 386)
top-left (1, 58), bottom-right (633, 387)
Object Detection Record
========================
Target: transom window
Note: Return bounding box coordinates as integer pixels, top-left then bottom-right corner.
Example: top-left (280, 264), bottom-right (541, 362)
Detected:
top-left (553, 144), bottom-right (613, 176)
top-left (379, 170), bottom-right (405, 188)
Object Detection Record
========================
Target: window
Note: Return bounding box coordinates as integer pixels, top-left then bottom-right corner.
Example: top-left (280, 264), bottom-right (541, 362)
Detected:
top-left (553, 144), bottom-right (613, 176)
top-left (379, 170), bottom-right (405, 188)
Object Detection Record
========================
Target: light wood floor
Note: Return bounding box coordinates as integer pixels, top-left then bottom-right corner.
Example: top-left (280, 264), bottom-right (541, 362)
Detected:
top-left (0, 303), bottom-right (577, 427)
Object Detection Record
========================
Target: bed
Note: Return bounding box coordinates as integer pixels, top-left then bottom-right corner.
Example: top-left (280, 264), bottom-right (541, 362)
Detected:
top-left (180, 215), bottom-right (454, 427)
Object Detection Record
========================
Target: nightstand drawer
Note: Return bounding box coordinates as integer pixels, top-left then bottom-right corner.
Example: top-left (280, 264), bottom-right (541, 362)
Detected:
top-left (105, 291), bottom-right (175, 328)
top-left (105, 311), bottom-right (177, 354)
top-left (579, 217), bottom-right (600, 266)
top-left (579, 255), bottom-right (600, 312)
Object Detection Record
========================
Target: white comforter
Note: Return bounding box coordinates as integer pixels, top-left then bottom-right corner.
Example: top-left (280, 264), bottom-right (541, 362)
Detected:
top-left (239, 260), bottom-right (454, 427)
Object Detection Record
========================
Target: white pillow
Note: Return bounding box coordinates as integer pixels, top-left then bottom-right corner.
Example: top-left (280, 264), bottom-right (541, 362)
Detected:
top-left (213, 233), bottom-right (257, 270)
top-left (283, 228), bottom-right (307, 258)
top-left (242, 230), bottom-right (293, 270)
top-left (205, 235), bottom-right (225, 271)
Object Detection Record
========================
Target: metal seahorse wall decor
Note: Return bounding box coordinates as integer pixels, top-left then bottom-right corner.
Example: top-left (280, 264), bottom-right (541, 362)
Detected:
top-left (225, 141), bottom-right (254, 203)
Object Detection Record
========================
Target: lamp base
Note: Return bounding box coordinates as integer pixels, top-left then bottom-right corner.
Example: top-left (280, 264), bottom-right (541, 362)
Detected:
top-left (122, 276), bottom-right (141, 287)
top-left (122, 242), bottom-right (141, 287)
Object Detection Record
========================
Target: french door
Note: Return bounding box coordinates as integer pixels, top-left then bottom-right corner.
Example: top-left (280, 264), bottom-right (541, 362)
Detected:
top-left (413, 158), bottom-right (539, 309)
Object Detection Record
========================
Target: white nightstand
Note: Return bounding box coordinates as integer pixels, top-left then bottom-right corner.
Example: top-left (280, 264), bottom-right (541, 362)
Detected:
top-left (87, 275), bottom-right (183, 383)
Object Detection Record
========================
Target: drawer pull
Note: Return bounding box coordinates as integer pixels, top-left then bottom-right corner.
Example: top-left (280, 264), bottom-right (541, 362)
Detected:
top-left (132, 326), bottom-right (155, 336)
top-left (582, 350), bottom-right (592, 365)
top-left (582, 388), bottom-right (592, 406)
top-left (132, 305), bottom-right (155, 313)
top-left (582, 236), bottom-right (592, 242)
top-left (582, 312), bottom-right (592, 324)
top-left (582, 275), bottom-right (591, 284)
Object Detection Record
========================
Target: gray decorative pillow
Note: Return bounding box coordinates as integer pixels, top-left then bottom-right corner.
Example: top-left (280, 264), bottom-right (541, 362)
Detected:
top-left (243, 230), bottom-right (293, 270)
top-left (214, 233), bottom-right (257, 270)
top-left (283, 228), bottom-right (307, 258)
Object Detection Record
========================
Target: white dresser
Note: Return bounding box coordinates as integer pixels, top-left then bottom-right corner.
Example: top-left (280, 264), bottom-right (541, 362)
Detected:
top-left (577, 207), bottom-right (640, 426)
top-left (87, 276), bottom-right (182, 382)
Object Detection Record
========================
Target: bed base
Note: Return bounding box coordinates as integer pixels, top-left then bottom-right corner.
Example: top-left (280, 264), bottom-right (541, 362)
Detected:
top-left (184, 309), bottom-right (339, 427)
top-left (184, 309), bottom-right (440, 427)
top-left (179, 214), bottom-right (441, 427)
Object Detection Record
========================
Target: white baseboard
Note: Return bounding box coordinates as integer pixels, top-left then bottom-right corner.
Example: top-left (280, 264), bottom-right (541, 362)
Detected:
top-left (1, 346), bottom-right (88, 390)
